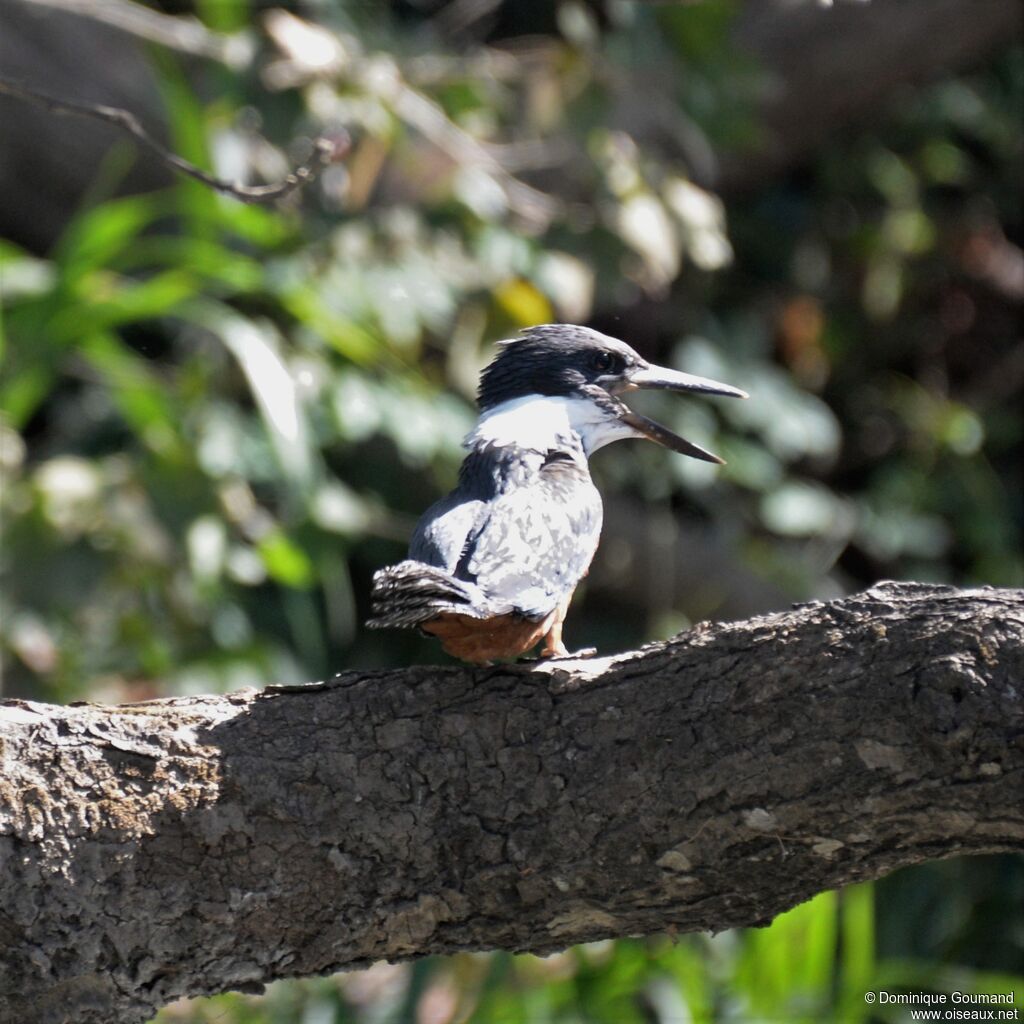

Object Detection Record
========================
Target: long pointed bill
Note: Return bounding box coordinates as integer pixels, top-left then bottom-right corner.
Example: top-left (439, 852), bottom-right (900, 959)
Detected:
top-left (626, 363), bottom-right (748, 399)
top-left (619, 409), bottom-right (725, 464)
top-left (614, 361), bottom-right (746, 462)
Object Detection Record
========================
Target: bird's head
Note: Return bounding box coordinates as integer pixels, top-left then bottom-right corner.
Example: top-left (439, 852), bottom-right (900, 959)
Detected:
top-left (476, 324), bottom-right (747, 462)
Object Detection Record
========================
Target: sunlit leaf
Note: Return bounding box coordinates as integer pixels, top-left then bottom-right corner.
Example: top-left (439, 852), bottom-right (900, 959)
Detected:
top-left (616, 192), bottom-right (680, 287)
top-left (34, 456), bottom-right (103, 538)
top-left (536, 252), bottom-right (594, 323)
top-left (494, 278), bottom-right (553, 327)
top-left (664, 177), bottom-right (733, 270)
top-left (258, 530), bottom-right (315, 589)
top-left (0, 244), bottom-right (56, 301)
top-left (761, 481), bottom-right (851, 538)
top-left (311, 482), bottom-right (372, 535)
top-left (197, 303), bottom-right (317, 494)
top-left (187, 515), bottom-right (228, 583)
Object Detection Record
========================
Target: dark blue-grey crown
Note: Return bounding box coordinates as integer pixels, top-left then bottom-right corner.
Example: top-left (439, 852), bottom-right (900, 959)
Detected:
top-left (477, 325), bottom-right (638, 410)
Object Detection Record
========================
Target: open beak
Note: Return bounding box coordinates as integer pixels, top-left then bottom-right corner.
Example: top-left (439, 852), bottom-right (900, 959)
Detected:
top-left (614, 362), bottom-right (747, 464)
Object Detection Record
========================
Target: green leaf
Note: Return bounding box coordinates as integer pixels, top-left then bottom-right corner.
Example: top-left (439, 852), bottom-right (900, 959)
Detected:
top-left (54, 195), bottom-right (164, 282)
top-left (279, 286), bottom-right (379, 364)
top-left (258, 531), bottom-right (315, 589)
top-left (151, 51), bottom-right (219, 233)
top-left (111, 237), bottom-right (264, 293)
top-left (214, 201), bottom-right (293, 247)
top-left (839, 883), bottom-right (876, 1011)
top-left (51, 270), bottom-right (200, 340)
top-left (0, 363), bottom-right (54, 429)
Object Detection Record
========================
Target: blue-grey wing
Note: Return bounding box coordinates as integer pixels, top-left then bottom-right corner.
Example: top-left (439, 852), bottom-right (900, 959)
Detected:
top-left (409, 492), bottom-right (485, 571)
top-left (409, 445), bottom-right (513, 570)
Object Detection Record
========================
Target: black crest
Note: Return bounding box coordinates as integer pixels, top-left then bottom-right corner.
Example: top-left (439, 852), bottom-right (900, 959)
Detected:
top-left (477, 325), bottom-right (638, 410)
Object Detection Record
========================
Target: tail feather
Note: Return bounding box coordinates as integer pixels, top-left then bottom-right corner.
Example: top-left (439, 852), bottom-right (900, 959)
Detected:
top-left (366, 560), bottom-right (484, 629)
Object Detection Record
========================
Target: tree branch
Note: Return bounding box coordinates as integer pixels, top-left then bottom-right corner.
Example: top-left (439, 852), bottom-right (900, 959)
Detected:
top-left (0, 75), bottom-right (348, 205)
top-left (1, 582), bottom-right (1022, 1024)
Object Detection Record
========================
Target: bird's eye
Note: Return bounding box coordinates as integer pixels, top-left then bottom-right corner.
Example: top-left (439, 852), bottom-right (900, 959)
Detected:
top-left (591, 351), bottom-right (616, 374)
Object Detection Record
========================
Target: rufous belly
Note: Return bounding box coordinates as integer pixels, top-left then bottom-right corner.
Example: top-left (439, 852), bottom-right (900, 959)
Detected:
top-left (421, 610), bottom-right (557, 664)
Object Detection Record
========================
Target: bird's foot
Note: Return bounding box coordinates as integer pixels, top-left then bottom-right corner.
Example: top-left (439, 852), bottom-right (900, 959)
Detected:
top-left (524, 645), bottom-right (598, 663)
top-left (563, 646), bottom-right (598, 659)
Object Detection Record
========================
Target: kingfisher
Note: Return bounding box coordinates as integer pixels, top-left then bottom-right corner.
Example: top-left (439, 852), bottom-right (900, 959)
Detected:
top-left (366, 324), bottom-right (746, 663)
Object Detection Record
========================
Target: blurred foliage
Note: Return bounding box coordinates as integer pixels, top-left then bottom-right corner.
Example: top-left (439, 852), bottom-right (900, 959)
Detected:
top-left (0, 0), bottom-right (1021, 1021)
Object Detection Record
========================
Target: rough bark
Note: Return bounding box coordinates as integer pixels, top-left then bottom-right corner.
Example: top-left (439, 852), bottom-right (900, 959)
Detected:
top-left (1, 581), bottom-right (1022, 1024)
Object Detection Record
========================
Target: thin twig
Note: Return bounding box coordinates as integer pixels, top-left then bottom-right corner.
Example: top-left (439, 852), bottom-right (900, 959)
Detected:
top-left (0, 75), bottom-right (349, 205)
